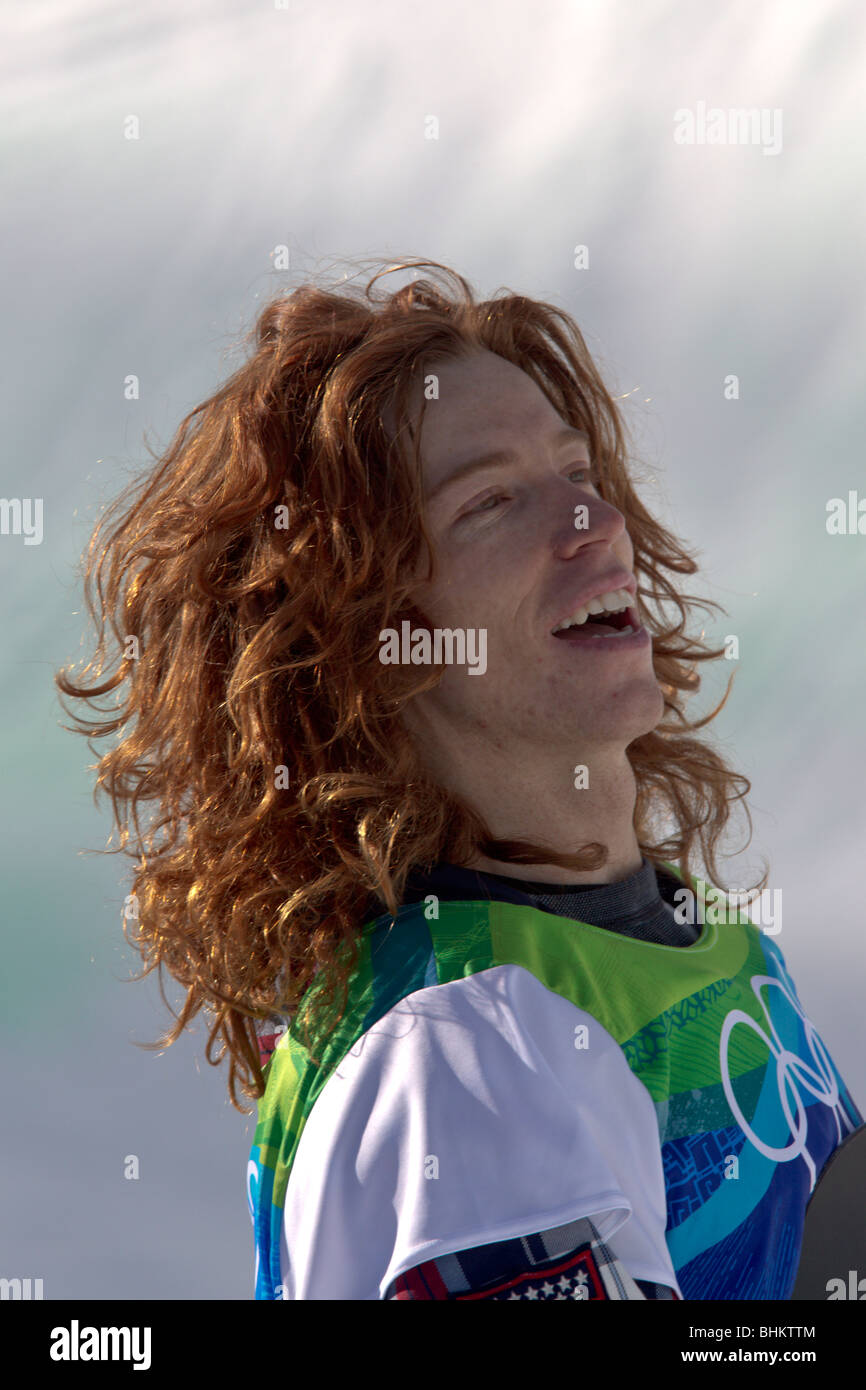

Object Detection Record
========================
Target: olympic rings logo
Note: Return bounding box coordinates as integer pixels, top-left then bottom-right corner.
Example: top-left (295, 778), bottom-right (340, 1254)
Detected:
top-left (719, 968), bottom-right (852, 1191)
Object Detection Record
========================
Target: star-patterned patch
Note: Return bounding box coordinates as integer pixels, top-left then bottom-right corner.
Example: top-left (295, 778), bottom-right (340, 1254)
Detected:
top-left (384, 1215), bottom-right (678, 1300)
top-left (448, 1243), bottom-right (604, 1300)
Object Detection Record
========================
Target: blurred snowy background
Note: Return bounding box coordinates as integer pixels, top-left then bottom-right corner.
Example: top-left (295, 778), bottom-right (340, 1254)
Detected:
top-left (1, 0), bottom-right (864, 1297)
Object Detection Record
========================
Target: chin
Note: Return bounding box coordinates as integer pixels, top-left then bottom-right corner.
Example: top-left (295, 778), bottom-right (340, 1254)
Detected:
top-left (630, 682), bottom-right (667, 738)
top-left (593, 679), bottom-right (666, 743)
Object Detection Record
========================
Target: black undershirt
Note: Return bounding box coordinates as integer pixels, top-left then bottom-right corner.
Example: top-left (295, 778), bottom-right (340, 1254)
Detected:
top-left (394, 855), bottom-right (700, 947)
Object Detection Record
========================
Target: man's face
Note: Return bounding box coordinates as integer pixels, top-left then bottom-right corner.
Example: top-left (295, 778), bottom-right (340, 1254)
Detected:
top-left (397, 348), bottom-right (665, 762)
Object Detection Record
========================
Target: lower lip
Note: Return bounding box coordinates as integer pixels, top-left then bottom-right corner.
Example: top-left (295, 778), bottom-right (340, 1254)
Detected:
top-left (551, 608), bottom-right (651, 652)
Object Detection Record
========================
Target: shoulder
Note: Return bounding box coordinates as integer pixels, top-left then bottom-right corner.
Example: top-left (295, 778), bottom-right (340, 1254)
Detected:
top-left (321, 963), bottom-right (645, 1098)
top-left (282, 965), bottom-right (675, 1298)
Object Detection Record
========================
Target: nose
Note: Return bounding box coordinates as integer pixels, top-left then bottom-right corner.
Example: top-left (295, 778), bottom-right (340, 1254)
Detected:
top-left (549, 484), bottom-right (627, 559)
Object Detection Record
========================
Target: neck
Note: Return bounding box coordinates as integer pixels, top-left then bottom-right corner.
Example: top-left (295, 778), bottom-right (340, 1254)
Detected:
top-left (431, 737), bottom-right (643, 887)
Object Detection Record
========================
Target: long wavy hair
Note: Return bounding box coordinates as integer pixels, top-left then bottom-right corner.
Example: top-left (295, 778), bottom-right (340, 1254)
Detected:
top-left (55, 256), bottom-right (765, 1112)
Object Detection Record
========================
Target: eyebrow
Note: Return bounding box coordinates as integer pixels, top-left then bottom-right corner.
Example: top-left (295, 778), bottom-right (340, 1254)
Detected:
top-left (425, 426), bottom-right (591, 503)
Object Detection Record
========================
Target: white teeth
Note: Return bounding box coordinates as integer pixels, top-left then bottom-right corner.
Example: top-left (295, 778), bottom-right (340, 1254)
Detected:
top-left (556, 606), bottom-right (590, 629)
top-left (601, 588), bottom-right (632, 613)
top-left (552, 587), bottom-right (634, 633)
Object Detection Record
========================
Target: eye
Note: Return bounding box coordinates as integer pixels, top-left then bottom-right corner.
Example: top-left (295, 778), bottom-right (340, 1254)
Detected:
top-left (566, 463), bottom-right (597, 485)
top-left (462, 491), bottom-right (508, 517)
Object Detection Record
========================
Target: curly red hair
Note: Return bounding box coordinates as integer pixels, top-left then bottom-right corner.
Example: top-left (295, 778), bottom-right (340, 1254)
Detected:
top-left (55, 257), bottom-right (763, 1111)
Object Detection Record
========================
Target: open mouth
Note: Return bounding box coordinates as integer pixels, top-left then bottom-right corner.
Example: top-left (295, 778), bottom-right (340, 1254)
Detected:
top-left (552, 601), bottom-right (639, 641)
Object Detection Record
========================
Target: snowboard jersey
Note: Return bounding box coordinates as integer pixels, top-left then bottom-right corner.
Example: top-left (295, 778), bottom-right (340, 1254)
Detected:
top-left (247, 861), bottom-right (864, 1300)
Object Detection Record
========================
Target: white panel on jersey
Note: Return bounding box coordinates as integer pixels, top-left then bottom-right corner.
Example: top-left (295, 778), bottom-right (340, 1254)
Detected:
top-left (281, 963), bottom-right (681, 1299)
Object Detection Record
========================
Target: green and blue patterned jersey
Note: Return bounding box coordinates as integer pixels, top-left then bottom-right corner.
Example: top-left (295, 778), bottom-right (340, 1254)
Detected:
top-left (247, 860), bottom-right (863, 1299)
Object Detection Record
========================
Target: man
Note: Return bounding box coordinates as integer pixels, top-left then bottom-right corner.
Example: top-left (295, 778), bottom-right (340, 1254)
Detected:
top-left (376, 346), bottom-right (683, 1300)
top-left (248, 266), bottom-right (863, 1300)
